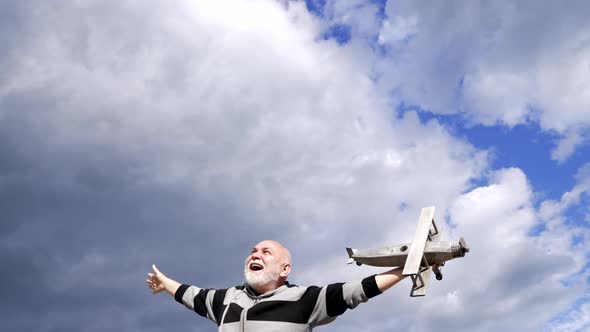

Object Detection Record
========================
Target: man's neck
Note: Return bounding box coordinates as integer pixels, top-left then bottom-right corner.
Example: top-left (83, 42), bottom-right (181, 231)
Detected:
top-left (248, 281), bottom-right (285, 295)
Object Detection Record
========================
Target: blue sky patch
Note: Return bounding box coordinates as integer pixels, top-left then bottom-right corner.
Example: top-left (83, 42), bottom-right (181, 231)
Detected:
top-left (322, 24), bottom-right (352, 44)
top-left (304, 0), bottom-right (325, 17)
top-left (395, 103), bottom-right (588, 201)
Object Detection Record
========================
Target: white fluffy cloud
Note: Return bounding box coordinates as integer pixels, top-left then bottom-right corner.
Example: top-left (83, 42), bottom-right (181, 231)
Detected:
top-left (548, 296), bottom-right (590, 332)
top-left (296, 167), bottom-right (588, 332)
top-left (325, 0), bottom-right (590, 162)
top-left (443, 168), bottom-right (586, 331)
top-left (0, 0), bottom-right (485, 231)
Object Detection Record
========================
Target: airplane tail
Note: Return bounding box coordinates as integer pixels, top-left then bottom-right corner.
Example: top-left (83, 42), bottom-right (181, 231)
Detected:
top-left (346, 247), bottom-right (358, 264)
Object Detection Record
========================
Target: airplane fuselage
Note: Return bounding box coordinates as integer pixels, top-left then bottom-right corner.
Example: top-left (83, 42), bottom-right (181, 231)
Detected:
top-left (349, 240), bottom-right (466, 267)
top-left (346, 207), bottom-right (469, 297)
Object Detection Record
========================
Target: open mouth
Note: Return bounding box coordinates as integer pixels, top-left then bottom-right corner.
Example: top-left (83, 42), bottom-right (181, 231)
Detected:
top-left (249, 262), bottom-right (264, 272)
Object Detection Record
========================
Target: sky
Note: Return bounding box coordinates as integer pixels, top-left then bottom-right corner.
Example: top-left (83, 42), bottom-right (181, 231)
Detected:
top-left (1, 0), bottom-right (589, 331)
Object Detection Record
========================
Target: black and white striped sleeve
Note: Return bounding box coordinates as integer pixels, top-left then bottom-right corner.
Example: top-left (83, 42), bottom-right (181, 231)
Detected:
top-left (174, 284), bottom-right (228, 324)
top-left (308, 275), bottom-right (382, 327)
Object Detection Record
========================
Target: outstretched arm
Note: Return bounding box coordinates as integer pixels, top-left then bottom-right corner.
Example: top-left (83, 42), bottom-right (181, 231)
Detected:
top-left (307, 267), bottom-right (408, 327)
top-left (147, 265), bottom-right (223, 324)
top-left (374, 267), bottom-right (406, 293)
top-left (146, 264), bottom-right (181, 296)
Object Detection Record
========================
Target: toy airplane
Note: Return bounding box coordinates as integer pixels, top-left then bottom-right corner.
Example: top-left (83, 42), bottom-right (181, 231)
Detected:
top-left (346, 206), bottom-right (469, 297)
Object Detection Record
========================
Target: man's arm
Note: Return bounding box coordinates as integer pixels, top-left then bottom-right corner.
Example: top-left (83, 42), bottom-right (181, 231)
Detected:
top-left (146, 264), bottom-right (181, 296)
top-left (307, 267), bottom-right (407, 327)
top-left (374, 267), bottom-right (406, 293)
top-left (146, 264), bottom-right (225, 325)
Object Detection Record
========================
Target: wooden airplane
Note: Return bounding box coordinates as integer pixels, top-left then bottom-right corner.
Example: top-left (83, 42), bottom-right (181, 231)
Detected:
top-left (346, 206), bottom-right (469, 297)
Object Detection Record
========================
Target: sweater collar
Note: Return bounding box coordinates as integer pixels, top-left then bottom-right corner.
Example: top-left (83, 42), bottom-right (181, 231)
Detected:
top-left (243, 281), bottom-right (291, 298)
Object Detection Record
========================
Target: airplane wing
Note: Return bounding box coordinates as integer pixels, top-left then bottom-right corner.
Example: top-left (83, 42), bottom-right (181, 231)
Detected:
top-left (402, 206), bottom-right (440, 297)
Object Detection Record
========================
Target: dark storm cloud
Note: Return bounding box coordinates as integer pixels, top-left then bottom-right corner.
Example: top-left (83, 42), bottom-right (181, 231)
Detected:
top-left (0, 63), bottom-right (308, 329)
top-left (0, 105), bottom-right (251, 330)
top-left (0, 9), bottom-right (295, 326)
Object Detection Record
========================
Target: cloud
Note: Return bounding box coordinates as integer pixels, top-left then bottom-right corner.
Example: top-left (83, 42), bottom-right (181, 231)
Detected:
top-left (294, 167), bottom-right (587, 332)
top-left (551, 129), bottom-right (588, 163)
top-left (539, 163), bottom-right (590, 228)
top-left (378, 14), bottom-right (418, 45)
top-left (548, 296), bottom-right (590, 332)
top-left (435, 168), bottom-right (586, 331)
top-left (323, 0), bottom-right (590, 162)
top-left (0, 1), bottom-right (587, 332)
top-left (0, 1), bottom-right (484, 331)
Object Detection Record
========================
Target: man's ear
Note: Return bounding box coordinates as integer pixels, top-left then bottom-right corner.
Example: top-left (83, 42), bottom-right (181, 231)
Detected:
top-left (280, 263), bottom-right (291, 277)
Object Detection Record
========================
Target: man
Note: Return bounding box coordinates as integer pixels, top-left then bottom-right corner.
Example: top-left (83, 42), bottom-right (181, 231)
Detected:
top-left (146, 240), bottom-right (406, 331)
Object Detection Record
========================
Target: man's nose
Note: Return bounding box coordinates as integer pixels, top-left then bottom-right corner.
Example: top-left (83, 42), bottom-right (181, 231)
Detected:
top-left (251, 252), bottom-right (262, 260)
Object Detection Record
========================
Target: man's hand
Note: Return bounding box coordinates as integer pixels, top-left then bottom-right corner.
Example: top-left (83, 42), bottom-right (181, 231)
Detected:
top-left (146, 264), bottom-right (181, 296)
top-left (146, 264), bottom-right (166, 294)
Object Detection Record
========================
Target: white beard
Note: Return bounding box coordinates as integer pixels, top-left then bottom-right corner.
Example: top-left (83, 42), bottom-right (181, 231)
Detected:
top-left (244, 263), bottom-right (281, 291)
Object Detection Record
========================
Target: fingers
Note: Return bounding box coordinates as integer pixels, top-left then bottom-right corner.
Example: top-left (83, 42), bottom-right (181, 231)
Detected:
top-left (147, 265), bottom-right (165, 294)
top-left (146, 278), bottom-right (160, 293)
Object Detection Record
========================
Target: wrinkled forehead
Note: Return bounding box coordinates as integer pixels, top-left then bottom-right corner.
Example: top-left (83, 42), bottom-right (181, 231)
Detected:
top-left (252, 240), bottom-right (283, 252)
top-left (250, 240), bottom-right (291, 262)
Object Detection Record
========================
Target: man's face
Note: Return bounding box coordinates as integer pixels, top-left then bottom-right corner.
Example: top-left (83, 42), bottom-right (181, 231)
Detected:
top-left (244, 241), bottom-right (287, 292)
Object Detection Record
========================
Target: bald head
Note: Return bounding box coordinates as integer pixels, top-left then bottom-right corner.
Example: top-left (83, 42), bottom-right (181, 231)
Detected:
top-left (256, 240), bottom-right (291, 265)
top-left (244, 240), bottom-right (292, 294)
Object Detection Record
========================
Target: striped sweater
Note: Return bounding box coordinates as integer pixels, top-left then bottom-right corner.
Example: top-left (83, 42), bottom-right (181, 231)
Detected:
top-left (174, 275), bottom-right (382, 331)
